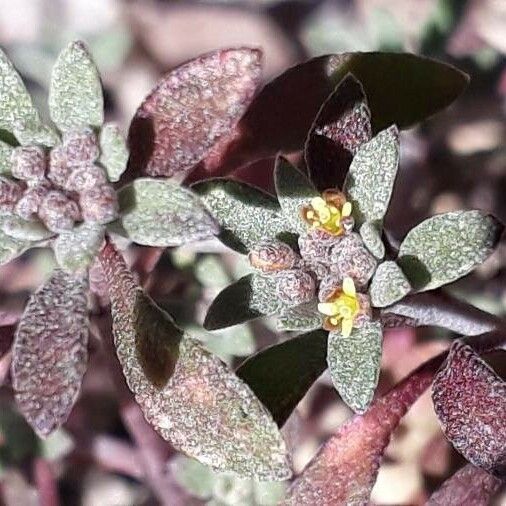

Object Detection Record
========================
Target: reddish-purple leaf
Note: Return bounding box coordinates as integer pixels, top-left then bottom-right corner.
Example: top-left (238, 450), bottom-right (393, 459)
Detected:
top-left (11, 270), bottom-right (89, 437)
top-left (127, 48), bottom-right (262, 179)
top-left (305, 74), bottom-right (371, 191)
top-left (426, 464), bottom-right (502, 506)
top-left (432, 341), bottom-right (506, 478)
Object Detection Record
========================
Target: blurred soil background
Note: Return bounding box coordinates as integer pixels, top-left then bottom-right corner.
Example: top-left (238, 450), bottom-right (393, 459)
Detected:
top-left (0, 0), bottom-right (504, 504)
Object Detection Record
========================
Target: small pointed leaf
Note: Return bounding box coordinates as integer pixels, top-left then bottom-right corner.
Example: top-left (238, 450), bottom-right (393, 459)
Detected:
top-left (327, 321), bottom-right (382, 413)
top-left (237, 330), bottom-right (328, 426)
top-left (2, 216), bottom-right (53, 242)
top-left (193, 179), bottom-right (285, 254)
top-left (128, 48), bottom-right (262, 178)
top-left (426, 464), bottom-right (502, 506)
top-left (11, 270), bottom-right (88, 437)
top-left (100, 242), bottom-right (291, 479)
top-left (277, 303), bottom-right (323, 332)
top-left (204, 274), bottom-right (280, 331)
top-left (0, 225), bottom-right (31, 265)
top-left (360, 221), bottom-right (385, 259)
top-left (369, 261), bottom-right (411, 308)
top-left (49, 41), bottom-right (104, 131)
top-left (398, 211), bottom-right (503, 291)
top-left (119, 178), bottom-right (219, 247)
top-left (432, 341), bottom-right (506, 477)
top-left (99, 123), bottom-right (129, 182)
top-left (274, 156), bottom-right (318, 235)
top-left (344, 126), bottom-right (399, 226)
top-left (54, 223), bottom-right (105, 272)
top-left (306, 74), bottom-right (371, 191)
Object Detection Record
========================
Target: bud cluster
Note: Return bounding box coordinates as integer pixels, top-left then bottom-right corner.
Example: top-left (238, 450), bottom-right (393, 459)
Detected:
top-left (0, 128), bottom-right (119, 237)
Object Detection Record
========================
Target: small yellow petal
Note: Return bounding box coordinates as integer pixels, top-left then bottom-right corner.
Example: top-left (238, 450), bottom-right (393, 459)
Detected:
top-left (311, 197), bottom-right (326, 209)
top-left (342, 201), bottom-right (352, 217)
top-left (342, 277), bottom-right (356, 297)
top-left (341, 318), bottom-right (353, 337)
top-left (318, 302), bottom-right (338, 316)
top-left (306, 210), bottom-right (315, 219)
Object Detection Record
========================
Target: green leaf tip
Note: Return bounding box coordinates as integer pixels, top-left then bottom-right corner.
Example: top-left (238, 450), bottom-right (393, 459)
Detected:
top-left (369, 261), bottom-right (411, 308)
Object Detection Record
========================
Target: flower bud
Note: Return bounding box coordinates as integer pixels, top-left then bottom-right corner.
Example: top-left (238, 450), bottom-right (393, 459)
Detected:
top-left (0, 177), bottom-right (23, 213)
top-left (80, 184), bottom-right (118, 224)
top-left (39, 190), bottom-right (81, 232)
top-left (48, 145), bottom-right (72, 189)
top-left (248, 240), bottom-right (298, 273)
top-left (63, 128), bottom-right (99, 165)
top-left (11, 146), bottom-right (46, 182)
top-left (65, 164), bottom-right (108, 192)
top-left (275, 269), bottom-right (316, 305)
top-left (15, 183), bottom-right (51, 221)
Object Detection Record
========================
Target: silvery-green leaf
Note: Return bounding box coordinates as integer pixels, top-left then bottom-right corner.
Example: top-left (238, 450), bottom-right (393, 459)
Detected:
top-left (192, 325), bottom-right (255, 359)
top-left (0, 141), bottom-right (13, 175)
top-left (274, 156), bottom-right (318, 235)
top-left (277, 302), bottom-right (323, 332)
top-left (1, 216), bottom-right (53, 242)
top-left (0, 48), bottom-right (53, 145)
top-left (13, 123), bottom-right (59, 148)
top-left (99, 123), bottom-right (128, 182)
top-left (343, 126), bottom-right (399, 226)
top-left (119, 178), bottom-right (219, 247)
top-left (369, 261), bottom-right (411, 308)
top-left (327, 321), bottom-right (382, 413)
top-left (254, 480), bottom-right (287, 505)
top-left (0, 220), bottom-right (31, 265)
top-left (49, 41), bottom-right (104, 131)
top-left (54, 223), bottom-right (105, 272)
top-left (398, 211), bottom-right (503, 291)
top-left (170, 455), bottom-right (214, 500)
top-left (193, 179), bottom-right (286, 254)
top-left (205, 274), bottom-right (281, 331)
top-left (360, 221), bottom-right (385, 259)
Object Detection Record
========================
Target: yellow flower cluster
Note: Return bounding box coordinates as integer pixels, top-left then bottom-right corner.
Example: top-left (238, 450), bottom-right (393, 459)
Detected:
top-left (301, 190), bottom-right (352, 236)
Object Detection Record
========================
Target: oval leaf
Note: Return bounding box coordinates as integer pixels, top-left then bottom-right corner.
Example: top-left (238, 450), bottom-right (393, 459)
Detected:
top-left (49, 40), bottom-right (104, 131)
top-left (398, 211), bottom-right (504, 291)
top-left (236, 330), bottom-right (328, 426)
top-left (360, 221), bottom-right (385, 259)
top-left (100, 241), bottom-right (291, 480)
top-left (306, 74), bottom-right (371, 191)
top-left (277, 302), bottom-right (323, 332)
top-left (119, 178), bottom-right (219, 247)
top-left (193, 179), bottom-right (285, 254)
top-left (11, 270), bottom-right (89, 437)
top-left (432, 341), bottom-right (506, 477)
top-left (99, 123), bottom-right (129, 182)
top-left (204, 274), bottom-right (280, 331)
top-left (128, 48), bottom-right (262, 178)
top-left (327, 321), bottom-right (383, 413)
top-left (274, 156), bottom-right (318, 235)
top-left (343, 125), bottom-right (399, 226)
top-left (369, 260), bottom-right (411, 308)
top-left (0, 224), bottom-right (31, 265)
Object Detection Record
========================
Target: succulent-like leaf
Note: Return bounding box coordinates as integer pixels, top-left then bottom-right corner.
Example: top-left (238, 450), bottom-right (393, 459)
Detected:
top-left (49, 41), bottom-right (104, 131)
top-left (204, 274), bottom-right (280, 331)
top-left (128, 48), bottom-right (262, 178)
top-left (11, 270), bottom-right (88, 437)
top-left (171, 455), bottom-right (215, 500)
top-left (99, 123), bottom-right (129, 182)
top-left (118, 178), bottom-right (219, 247)
top-left (286, 346), bottom-right (442, 505)
top-left (193, 179), bottom-right (285, 254)
top-left (398, 211), bottom-right (503, 291)
top-left (360, 221), bottom-right (385, 259)
top-left (237, 330), bottom-right (328, 426)
top-left (100, 241), bottom-right (291, 479)
top-left (53, 223), bottom-right (105, 272)
top-left (0, 140), bottom-right (13, 175)
top-left (0, 49), bottom-right (56, 146)
top-left (306, 74), bottom-right (371, 191)
top-left (0, 224), bottom-right (31, 265)
top-left (369, 261), bottom-right (411, 308)
top-left (1, 216), bottom-right (53, 242)
top-left (274, 156), bottom-right (318, 235)
top-left (343, 125), bottom-right (399, 226)
top-left (432, 341), bottom-right (506, 477)
top-left (277, 303), bottom-right (323, 332)
top-left (327, 321), bottom-right (382, 413)
top-left (426, 464), bottom-right (502, 506)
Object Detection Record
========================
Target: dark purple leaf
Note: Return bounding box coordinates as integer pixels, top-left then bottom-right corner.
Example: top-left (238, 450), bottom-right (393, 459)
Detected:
top-left (432, 341), bottom-right (506, 478)
top-left (11, 270), bottom-right (89, 437)
top-left (426, 464), bottom-right (502, 506)
top-left (127, 48), bottom-right (262, 179)
top-left (306, 74), bottom-right (371, 190)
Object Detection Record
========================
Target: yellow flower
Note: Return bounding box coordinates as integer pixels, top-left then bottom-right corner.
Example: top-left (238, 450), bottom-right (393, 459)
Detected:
top-left (318, 277), bottom-right (360, 336)
top-left (301, 189), bottom-right (352, 236)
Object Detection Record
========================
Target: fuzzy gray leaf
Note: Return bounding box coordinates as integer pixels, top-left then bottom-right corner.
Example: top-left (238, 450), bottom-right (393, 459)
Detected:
top-left (277, 303), bottom-right (323, 332)
top-left (49, 41), bottom-right (104, 131)
top-left (11, 270), bottom-right (88, 437)
top-left (344, 126), bottom-right (399, 226)
top-left (99, 123), bottom-right (128, 182)
top-left (193, 179), bottom-right (286, 254)
top-left (1, 216), bottom-right (53, 242)
top-left (119, 178), bottom-right (219, 247)
top-left (369, 261), bottom-right (411, 308)
top-left (0, 140), bottom-right (13, 175)
top-left (398, 211), bottom-right (503, 291)
top-left (274, 156), bottom-right (318, 235)
top-left (360, 221), bottom-right (385, 259)
top-left (0, 221), bottom-right (31, 265)
top-left (327, 321), bottom-right (382, 413)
